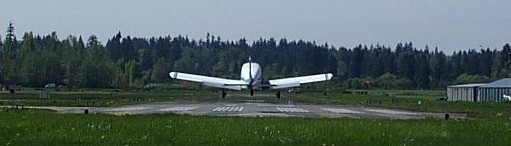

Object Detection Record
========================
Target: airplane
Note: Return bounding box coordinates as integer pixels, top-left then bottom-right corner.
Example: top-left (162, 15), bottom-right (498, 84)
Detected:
top-left (503, 95), bottom-right (511, 102)
top-left (168, 56), bottom-right (333, 99)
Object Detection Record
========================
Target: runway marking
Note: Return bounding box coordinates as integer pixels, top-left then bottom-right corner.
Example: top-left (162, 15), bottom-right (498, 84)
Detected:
top-left (276, 107), bottom-right (309, 113)
top-left (321, 108), bottom-right (364, 114)
top-left (365, 109), bottom-right (418, 115)
top-left (212, 106), bottom-right (243, 112)
top-left (158, 107), bottom-right (197, 112)
top-left (107, 107), bottom-right (149, 112)
top-left (258, 104), bottom-right (295, 107)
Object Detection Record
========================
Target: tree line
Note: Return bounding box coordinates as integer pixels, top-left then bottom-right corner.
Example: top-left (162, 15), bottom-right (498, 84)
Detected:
top-left (1, 23), bottom-right (510, 90)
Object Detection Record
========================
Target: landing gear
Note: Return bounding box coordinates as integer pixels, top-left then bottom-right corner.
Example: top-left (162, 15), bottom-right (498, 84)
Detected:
top-left (221, 91), bottom-right (227, 99)
top-left (275, 91), bottom-right (281, 99)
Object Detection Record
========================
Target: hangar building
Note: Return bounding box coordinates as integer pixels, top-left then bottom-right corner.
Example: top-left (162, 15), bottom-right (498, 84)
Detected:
top-left (446, 84), bottom-right (485, 102)
top-left (447, 78), bottom-right (511, 102)
top-left (477, 78), bottom-right (511, 102)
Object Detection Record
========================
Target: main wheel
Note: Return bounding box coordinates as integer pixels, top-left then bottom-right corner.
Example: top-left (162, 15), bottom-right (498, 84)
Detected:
top-left (275, 91), bottom-right (281, 99)
top-left (221, 91), bottom-right (227, 99)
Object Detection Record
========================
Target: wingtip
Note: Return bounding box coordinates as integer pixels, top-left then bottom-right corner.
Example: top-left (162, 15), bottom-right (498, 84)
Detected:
top-left (326, 73), bottom-right (333, 80)
top-left (169, 72), bottom-right (177, 78)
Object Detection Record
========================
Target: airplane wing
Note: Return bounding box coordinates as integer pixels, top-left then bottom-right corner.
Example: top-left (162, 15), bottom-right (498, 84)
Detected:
top-left (269, 73), bottom-right (333, 89)
top-left (169, 72), bottom-right (247, 90)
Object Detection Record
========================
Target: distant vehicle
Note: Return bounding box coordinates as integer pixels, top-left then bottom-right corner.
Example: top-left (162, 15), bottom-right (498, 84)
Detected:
top-left (169, 56), bottom-right (333, 99)
top-left (45, 83), bottom-right (56, 88)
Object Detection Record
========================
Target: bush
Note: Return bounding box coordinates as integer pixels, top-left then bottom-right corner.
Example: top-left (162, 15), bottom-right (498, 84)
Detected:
top-left (455, 74), bottom-right (489, 84)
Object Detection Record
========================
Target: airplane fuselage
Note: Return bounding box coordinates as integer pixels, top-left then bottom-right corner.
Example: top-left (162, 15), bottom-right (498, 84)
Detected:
top-left (240, 62), bottom-right (262, 89)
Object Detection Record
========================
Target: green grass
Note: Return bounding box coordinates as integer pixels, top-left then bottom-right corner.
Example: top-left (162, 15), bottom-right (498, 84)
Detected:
top-left (1, 109), bottom-right (511, 145)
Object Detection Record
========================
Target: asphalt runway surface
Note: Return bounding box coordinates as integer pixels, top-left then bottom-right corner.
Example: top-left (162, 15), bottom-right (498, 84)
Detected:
top-left (14, 100), bottom-right (466, 120)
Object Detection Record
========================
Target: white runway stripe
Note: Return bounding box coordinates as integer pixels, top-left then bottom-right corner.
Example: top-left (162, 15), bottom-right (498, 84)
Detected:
top-left (321, 108), bottom-right (364, 114)
top-left (158, 107), bottom-right (197, 112)
top-left (213, 107), bottom-right (227, 112)
top-left (227, 107), bottom-right (235, 112)
top-left (212, 106), bottom-right (244, 112)
top-left (365, 109), bottom-right (417, 115)
top-left (276, 107), bottom-right (309, 113)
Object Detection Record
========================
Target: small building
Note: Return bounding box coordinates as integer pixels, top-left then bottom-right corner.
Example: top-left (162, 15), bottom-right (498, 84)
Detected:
top-left (447, 78), bottom-right (511, 102)
top-left (477, 78), bottom-right (511, 102)
top-left (447, 83), bottom-right (485, 102)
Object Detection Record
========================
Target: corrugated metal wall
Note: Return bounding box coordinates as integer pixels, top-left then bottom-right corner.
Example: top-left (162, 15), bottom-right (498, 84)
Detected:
top-left (447, 87), bottom-right (476, 102)
top-left (447, 87), bottom-right (511, 102)
top-left (447, 88), bottom-right (453, 101)
top-left (478, 88), bottom-right (511, 102)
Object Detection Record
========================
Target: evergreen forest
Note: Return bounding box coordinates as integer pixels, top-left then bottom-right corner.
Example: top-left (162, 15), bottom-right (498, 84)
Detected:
top-left (1, 23), bottom-right (510, 90)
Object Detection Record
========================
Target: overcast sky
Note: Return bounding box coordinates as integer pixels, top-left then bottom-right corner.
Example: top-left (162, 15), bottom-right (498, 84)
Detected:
top-left (1, 0), bottom-right (510, 53)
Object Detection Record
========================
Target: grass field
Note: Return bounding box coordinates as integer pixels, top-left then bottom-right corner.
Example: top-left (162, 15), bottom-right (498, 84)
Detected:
top-left (1, 109), bottom-right (511, 145)
top-left (1, 89), bottom-right (511, 145)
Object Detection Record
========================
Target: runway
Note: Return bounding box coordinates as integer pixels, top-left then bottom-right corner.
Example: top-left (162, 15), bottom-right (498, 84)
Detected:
top-left (16, 100), bottom-right (467, 119)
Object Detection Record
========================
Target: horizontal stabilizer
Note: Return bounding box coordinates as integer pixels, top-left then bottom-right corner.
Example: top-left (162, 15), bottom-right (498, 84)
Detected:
top-left (204, 82), bottom-right (242, 90)
top-left (223, 83), bottom-right (249, 86)
top-left (271, 83), bottom-right (300, 89)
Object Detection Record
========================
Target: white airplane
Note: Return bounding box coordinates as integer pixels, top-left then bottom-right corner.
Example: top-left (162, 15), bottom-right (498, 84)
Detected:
top-left (169, 56), bottom-right (333, 98)
top-left (503, 95), bottom-right (511, 102)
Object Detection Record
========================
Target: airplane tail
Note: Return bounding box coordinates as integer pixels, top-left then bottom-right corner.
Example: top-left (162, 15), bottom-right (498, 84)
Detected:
top-left (248, 56), bottom-right (252, 81)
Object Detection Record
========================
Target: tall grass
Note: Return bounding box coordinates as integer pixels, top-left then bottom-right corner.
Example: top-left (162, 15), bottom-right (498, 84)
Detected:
top-left (1, 109), bottom-right (510, 145)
